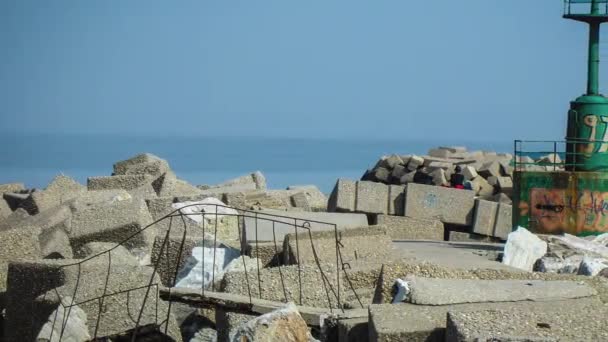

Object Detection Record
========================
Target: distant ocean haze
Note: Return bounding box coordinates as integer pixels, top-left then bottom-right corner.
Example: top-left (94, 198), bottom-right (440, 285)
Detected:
top-left (0, 133), bottom-right (512, 192)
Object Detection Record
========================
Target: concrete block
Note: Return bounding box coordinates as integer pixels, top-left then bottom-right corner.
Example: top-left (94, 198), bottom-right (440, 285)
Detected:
top-left (112, 153), bottom-right (170, 177)
top-left (375, 215), bottom-right (444, 241)
top-left (406, 155), bottom-right (424, 171)
top-left (387, 185), bottom-right (405, 216)
top-left (477, 161), bottom-right (501, 179)
top-left (407, 276), bottom-right (596, 305)
top-left (469, 176), bottom-right (494, 197)
top-left (446, 305), bottom-right (608, 342)
top-left (403, 183), bottom-right (475, 225)
top-left (283, 226), bottom-right (392, 265)
top-left (69, 199), bottom-right (154, 252)
top-left (152, 171), bottom-right (202, 198)
top-left (370, 298), bottom-right (602, 342)
top-left (0, 227), bottom-right (41, 293)
top-left (243, 209), bottom-right (368, 242)
top-left (472, 199), bottom-right (512, 240)
top-left (373, 167), bottom-right (391, 183)
top-left (338, 316), bottom-right (368, 342)
top-left (87, 174), bottom-right (153, 191)
top-left (355, 181), bottom-right (389, 214)
top-left (328, 179), bottom-right (357, 212)
top-left (390, 164), bottom-right (406, 182)
top-left (461, 166), bottom-right (477, 180)
top-left (20, 175), bottom-right (85, 215)
top-left (4, 259), bottom-right (181, 341)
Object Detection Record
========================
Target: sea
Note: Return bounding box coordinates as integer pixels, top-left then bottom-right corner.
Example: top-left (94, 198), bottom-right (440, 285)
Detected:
top-left (0, 133), bottom-right (513, 193)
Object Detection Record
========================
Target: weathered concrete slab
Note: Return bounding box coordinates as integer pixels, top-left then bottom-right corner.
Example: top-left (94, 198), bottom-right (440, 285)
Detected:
top-left (407, 276), bottom-right (596, 305)
top-left (369, 297), bottom-right (602, 342)
top-left (472, 199), bottom-right (512, 240)
top-left (403, 183), bottom-right (475, 225)
top-left (375, 215), bottom-right (444, 241)
top-left (283, 226), bottom-right (393, 265)
top-left (446, 305), bottom-right (608, 342)
top-left (243, 209), bottom-right (368, 242)
top-left (87, 174), bottom-right (153, 191)
top-left (328, 179), bottom-right (357, 212)
top-left (4, 259), bottom-right (181, 341)
top-left (355, 181), bottom-right (389, 214)
top-left (69, 199), bottom-right (154, 252)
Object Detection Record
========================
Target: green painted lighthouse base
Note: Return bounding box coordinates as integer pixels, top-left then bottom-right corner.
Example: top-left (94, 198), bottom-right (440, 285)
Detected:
top-left (514, 170), bottom-right (608, 236)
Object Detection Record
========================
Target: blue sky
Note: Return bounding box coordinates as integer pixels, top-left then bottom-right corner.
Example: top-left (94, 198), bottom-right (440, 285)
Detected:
top-left (0, 0), bottom-right (598, 142)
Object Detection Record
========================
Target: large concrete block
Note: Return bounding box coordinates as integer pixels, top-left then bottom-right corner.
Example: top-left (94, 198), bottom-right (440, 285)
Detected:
top-left (370, 298), bottom-right (602, 342)
top-left (403, 183), bottom-right (475, 225)
top-left (328, 179), bottom-right (357, 212)
top-left (283, 227), bottom-right (392, 265)
top-left (472, 199), bottom-right (512, 240)
top-left (243, 209), bottom-right (368, 242)
top-left (446, 305), bottom-right (608, 342)
top-left (112, 153), bottom-right (170, 177)
top-left (0, 227), bottom-right (42, 293)
top-left (87, 174), bottom-right (153, 191)
top-left (375, 215), bottom-right (444, 241)
top-left (356, 181), bottom-right (389, 214)
top-left (4, 259), bottom-right (181, 341)
top-left (69, 199), bottom-right (154, 252)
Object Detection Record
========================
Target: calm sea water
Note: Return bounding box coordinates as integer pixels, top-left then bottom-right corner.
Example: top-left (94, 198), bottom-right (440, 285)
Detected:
top-left (0, 134), bottom-right (512, 193)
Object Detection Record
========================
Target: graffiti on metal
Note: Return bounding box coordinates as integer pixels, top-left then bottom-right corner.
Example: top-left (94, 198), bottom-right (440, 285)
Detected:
top-left (514, 171), bottom-right (608, 235)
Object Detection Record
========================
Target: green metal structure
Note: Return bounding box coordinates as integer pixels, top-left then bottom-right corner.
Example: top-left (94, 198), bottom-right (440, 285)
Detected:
top-left (512, 1), bottom-right (608, 236)
top-left (565, 0), bottom-right (608, 170)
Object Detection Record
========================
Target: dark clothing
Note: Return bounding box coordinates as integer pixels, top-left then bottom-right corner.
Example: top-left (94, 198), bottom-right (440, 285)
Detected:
top-left (414, 171), bottom-right (433, 185)
top-left (450, 173), bottom-right (465, 188)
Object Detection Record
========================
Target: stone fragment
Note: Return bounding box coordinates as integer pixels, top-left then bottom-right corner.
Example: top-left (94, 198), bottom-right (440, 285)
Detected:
top-left (403, 183), bottom-right (475, 225)
top-left (87, 174), bottom-right (153, 191)
top-left (407, 276), bottom-right (596, 305)
top-left (502, 227), bottom-right (548, 271)
top-left (328, 179), bottom-right (356, 213)
top-left (375, 215), bottom-right (444, 241)
top-left (472, 199), bottom-right (512, 240)
top-left (69, 199), bottom-right (154, 252)
top-left (355, 181), bottom-right (389, 214)
top-left (283, 227), bottom-right (392, 265)
top-left (231, 302), bottom-right (312, 342)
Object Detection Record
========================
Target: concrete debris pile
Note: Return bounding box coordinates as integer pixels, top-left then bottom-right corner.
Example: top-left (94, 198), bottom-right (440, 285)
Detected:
top-left (2, 151), bottom-right (608, 342)
top-left (361, 146), bottom-right (514, 201)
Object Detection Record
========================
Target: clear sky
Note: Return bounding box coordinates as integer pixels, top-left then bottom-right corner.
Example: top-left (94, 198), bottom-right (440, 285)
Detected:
top-left (0, 0), bottom-right (600, 142)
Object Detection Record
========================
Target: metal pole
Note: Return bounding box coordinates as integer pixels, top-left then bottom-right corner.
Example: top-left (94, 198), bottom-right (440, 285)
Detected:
top-left (587, 0), bottom-right (601, 95)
